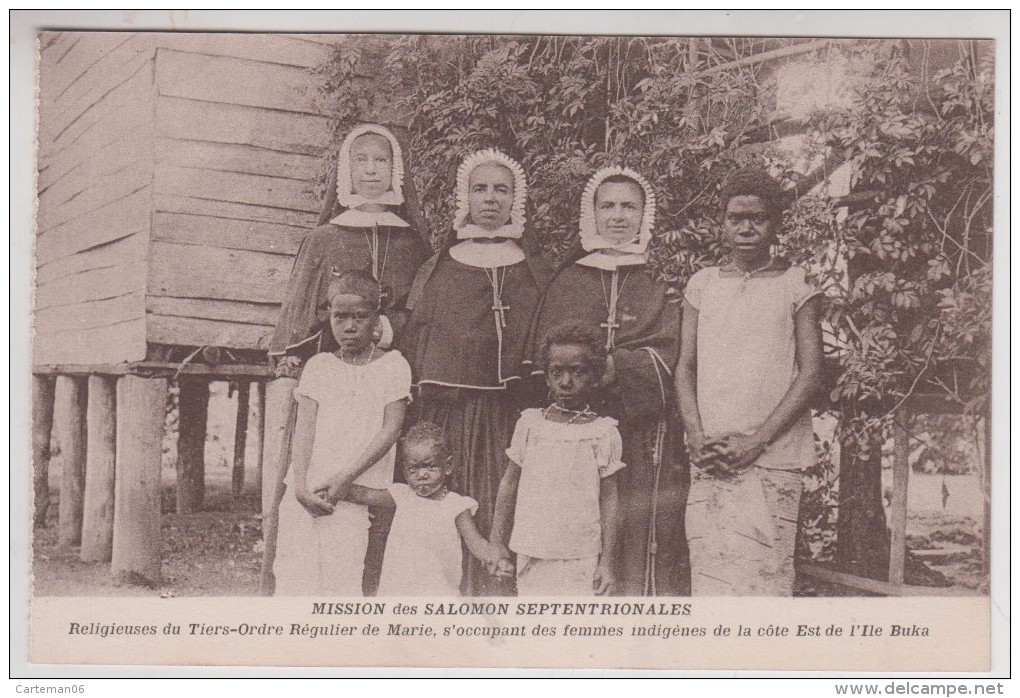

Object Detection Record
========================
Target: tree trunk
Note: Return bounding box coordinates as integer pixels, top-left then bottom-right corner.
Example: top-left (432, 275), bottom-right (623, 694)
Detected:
top-left (887, 415), bottom-right (910, 584)
top-left (32, 375), bottom-right (55, 527)
top-left (81, 375), bottom-right (116, 562)
top-left (112, 375), bottom-right (166, 587)
top-left (54, 375), bottom-right (87, 547)
top-left (175, 378), bottom-right (209, 514)
top-left (835, 414), bottom-right (890, 581)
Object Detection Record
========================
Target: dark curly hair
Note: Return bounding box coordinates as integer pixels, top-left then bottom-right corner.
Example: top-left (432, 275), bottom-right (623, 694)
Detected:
top-left (539, 321), bottom-right (608, 373)
top-left (400, 421), bottom-right (449, 458)
top-left (719, 168), bottom-right (785, 223)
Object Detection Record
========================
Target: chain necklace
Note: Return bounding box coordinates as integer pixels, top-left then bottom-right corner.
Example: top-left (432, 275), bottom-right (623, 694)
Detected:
top-left (726, 256), bottom-right (774, 291)
top-left (338, 344), bottom-right (374, 367)
top-left (544, 402), bottom-right (598, 424)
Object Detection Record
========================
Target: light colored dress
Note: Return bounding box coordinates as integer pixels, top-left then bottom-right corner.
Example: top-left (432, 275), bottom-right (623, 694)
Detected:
top-left (274, 350), bottom-right (411, 596)
top-left (683, 265), bottom-right (822, 596)
top-left (506, 409), bottom-right (626, 596)
top-left (376, 483), bottom-right (478, 597)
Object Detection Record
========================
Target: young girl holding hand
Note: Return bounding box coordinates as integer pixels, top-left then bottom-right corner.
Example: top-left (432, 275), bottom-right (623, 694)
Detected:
top-left (491, 322), bottom-right (624, 596)
top-left (273, 270), bottom-right (411, 595)
top-left (338, 421), bottom-right (509, 596)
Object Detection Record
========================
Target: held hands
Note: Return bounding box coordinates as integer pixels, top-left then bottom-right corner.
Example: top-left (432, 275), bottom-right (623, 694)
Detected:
top-left (692, 433), bottom-right (767, 479)
top-left (296, 488), bottom-right (334, 517)
top-left (600, 354), bottom-right (617, 389)
top-left (314, 475), bottom-right (354, 506)
top-left (484, 542), bottom-right (515, 579)
top-left (592, 560), bottom-right (616, 596)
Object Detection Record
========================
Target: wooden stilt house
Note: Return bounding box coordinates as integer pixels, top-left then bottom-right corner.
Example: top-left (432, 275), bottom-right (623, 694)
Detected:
top-left (33, 32), bottom-right (341, 585)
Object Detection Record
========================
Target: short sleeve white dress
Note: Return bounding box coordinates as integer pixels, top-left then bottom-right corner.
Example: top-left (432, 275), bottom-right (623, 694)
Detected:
top-left (273, 350), bottom-right (411, 596)
top-left (376, 483), bottom-right (478, 597)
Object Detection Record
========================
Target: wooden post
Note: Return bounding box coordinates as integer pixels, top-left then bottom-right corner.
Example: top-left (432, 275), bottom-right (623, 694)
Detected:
top-left (175, 378), bottom-right (209, 514)
top-left (54, 375), bottom-right (87, 547)
top-left (250, 381), bottom-right (265, 500)
top-left (261, 377), bottom-right (296, 516)
top-left (259, 376), bottom-right (296, 595)
top-left (889, 414), bottom-right (911, 584)
top-left (232, 381), bottom-right (250, 498)
top-left (81, 375), bottom-right (117, 562)
top-left (112, 375), bottom-right (167, 586)
top-left (32, 375), bottom-right (56, 527)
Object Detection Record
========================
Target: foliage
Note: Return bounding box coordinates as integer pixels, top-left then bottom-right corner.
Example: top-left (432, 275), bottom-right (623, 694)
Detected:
top-left (316, 37), bottom-right (994, 562)
top-left (801, 435), bottom-right (839, 561)
top-left (782, 41), bottom-right (993, 467)
top-left (321, 36), bottom-right (782, 272)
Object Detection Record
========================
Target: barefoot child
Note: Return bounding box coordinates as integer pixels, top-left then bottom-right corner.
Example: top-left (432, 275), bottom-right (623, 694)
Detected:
top-left (339, 422), bottom-right (509, 596)
top-left (491, 322), bottom-right (624, 596)
top-left (273, 270), bottom-right (411, 595)
top-left (675, 169), bottom-right (824, 596)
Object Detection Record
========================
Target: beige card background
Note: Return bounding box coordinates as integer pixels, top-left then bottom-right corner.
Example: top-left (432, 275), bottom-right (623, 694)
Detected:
top-left (11, 10), bottom-right (1010, 677)
top-left (31, 597), bottom-right (990, 671)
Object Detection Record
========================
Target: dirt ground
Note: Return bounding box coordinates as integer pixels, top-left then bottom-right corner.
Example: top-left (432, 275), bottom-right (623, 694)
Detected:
top-left (32, 463), bottom-right (265, 597)
top-left (886, 470), bottom-right (988, 592)
top-left (32, 465), bottom-right (987, 597)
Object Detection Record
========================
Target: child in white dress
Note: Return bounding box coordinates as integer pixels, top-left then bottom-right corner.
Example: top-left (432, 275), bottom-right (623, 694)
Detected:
top-left (340, 422), bottom-right (507, 596)
top-left (273, 270), bottom-right (411, 595)
top-left (675, 169), bottom-right (824, 596)
top-left (491, 322), bottom-right (625, 596)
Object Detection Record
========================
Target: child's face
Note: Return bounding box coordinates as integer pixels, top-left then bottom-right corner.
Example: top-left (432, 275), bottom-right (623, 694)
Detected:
top-left (468, 163), bottom-right (514, 231)
top-left (329, 294), bottom-right (378, 355)
top-left (349, 134), bottom-right (393, 200)
top-left (594, 181), bottom-right (644, 245)
top-left (546, 343), bottom-right (601, 409)
top-left (722, 195), bottom-right (776, 253)
top-left (402, 441), bottom-right (453, 498)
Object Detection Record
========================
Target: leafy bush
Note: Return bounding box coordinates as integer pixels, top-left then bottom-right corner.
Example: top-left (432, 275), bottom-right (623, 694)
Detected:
top-left (316, 37), bottom-right (993, 563)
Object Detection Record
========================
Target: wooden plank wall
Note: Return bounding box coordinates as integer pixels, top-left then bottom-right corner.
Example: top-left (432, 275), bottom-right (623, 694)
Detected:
top-left (35, 32), bottom-right (157, 366)
top-left (147, 33), bottom-right (339, 350)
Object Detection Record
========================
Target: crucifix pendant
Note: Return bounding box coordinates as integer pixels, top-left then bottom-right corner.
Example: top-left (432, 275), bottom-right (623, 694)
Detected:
top-left (492, 300), bottom-right (510, 328)
top-left (601, 319), bottom-right (620, 351)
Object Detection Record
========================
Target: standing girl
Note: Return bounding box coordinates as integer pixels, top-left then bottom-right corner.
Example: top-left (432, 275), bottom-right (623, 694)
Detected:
top-left (273, 270), bottom-right (411, 595)
top-left (339, 421), bottom-right (508, 596)
top-left (675, 169), bottom-right (824, 596)
top-left (490, 322), bottom-right (624, 596)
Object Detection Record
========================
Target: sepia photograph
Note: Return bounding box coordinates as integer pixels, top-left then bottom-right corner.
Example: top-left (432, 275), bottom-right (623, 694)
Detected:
top-left (14, 10), bottom-right (1006, 676)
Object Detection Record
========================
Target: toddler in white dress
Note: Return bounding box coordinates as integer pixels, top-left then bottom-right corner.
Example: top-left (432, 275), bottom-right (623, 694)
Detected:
top-left (341, 422), bottom-right (507, 596)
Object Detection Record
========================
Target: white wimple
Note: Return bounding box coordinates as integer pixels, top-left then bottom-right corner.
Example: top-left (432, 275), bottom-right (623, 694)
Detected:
top-left (578, 166), bottom-right (656, 254)
top-left (453, 148), bottom-right (527, 240)
top-left (335, 124), bottom-right (406, 209)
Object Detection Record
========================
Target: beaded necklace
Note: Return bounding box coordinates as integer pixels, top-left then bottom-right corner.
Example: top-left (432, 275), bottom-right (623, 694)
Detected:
top-left (543, 402), bottom-right (598, 424)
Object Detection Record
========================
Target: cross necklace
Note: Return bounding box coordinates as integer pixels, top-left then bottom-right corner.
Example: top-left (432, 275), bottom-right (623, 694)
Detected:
top-left (600, 268), bottom-right (631, 351)
top-left (484, 267), bottom-right (510, 329)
